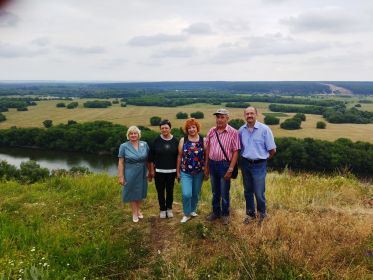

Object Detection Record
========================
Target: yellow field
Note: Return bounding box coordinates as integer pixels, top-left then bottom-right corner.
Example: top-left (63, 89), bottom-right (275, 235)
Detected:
top-left (1, 99), bottom-right (373, 143)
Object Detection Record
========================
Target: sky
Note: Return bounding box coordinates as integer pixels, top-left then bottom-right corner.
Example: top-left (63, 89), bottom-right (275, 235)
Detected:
top-left (1, 0), bottom-right (373, 81)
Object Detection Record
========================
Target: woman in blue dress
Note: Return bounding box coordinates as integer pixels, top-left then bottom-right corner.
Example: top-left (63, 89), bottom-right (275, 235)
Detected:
top-left (118, 126), bottom-right (151, 223)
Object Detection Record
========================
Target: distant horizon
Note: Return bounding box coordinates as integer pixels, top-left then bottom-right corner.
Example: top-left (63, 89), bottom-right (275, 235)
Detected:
top-left (1, 80), bottom-right (373, 83)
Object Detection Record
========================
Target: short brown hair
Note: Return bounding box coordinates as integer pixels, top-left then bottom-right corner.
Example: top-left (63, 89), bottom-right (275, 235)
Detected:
top-left (183, 118), bottom-right (201, 134)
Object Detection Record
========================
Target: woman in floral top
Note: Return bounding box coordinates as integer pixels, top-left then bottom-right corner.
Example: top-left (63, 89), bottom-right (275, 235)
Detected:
top-left (176, 118), bottom-right (207, 223)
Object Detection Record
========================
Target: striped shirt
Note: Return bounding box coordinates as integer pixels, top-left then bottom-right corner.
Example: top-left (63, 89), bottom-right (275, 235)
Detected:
top-left (206, 125), bottom-right (241, 161)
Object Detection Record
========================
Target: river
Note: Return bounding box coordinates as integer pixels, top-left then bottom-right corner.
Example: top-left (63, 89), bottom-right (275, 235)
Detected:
top-left (0, 147), bottom-right (118, 175)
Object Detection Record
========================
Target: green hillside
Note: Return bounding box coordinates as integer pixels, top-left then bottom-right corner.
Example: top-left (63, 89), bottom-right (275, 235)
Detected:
top-left (1, 172), bottom-right (372, 279)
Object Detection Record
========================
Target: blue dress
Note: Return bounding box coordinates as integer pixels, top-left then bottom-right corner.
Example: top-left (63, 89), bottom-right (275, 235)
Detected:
top-left (118, 141), bottom-right (149, 202)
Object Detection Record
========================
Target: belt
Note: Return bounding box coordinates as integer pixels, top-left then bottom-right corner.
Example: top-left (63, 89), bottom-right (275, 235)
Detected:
top-left (242, 158), bottom-right (266, 164)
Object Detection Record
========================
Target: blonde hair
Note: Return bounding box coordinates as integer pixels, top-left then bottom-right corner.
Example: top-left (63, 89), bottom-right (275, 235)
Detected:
top-left (126, 125), bottom-right (141, 140)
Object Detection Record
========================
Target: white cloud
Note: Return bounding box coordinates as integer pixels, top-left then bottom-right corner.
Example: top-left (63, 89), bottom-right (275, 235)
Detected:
top-left (151, 47), bottom-right (197, 58)
top-left (210, 33), bottom-right (329, 64)
top-left (0, 11), bottom-right (19, 27)
top-left (0, 42), bottom-right (48, 58)
top-left (128, 34), bottom-right (186, 47)
top-left (183, 22), bottom-right (214, 35)
top-left (0, 0), bottom-right (373, 80)
top-left (57, 45), bottom-right (106, 55)
top-left (281, 7), bottom-right (371, 33)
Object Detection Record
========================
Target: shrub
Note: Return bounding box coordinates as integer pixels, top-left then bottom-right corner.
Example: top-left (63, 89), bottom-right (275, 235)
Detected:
top-left (67, 102), bottom-right (79, 109)
top-left (0, 113), bottom-right (6, 122)
top-left (176, 112), bottom-right (188, 119)
top-left (150, 116), bottom-right (162, 126)
top-left (19, 160), bottom-right (49, 183)
top-left (43, 120), bottom-right (53, 128)
top-left (294, 113), bottom-right (306, 121)
top-left (0, 160), bottom-right (19, 180)
top-left (112, 100), bottom-right (119, 104)
top-left (121, 103), bottom-right (127, 107)
top-left (280, 118), bottom-right (301, 130)
top-left (56, 102), bottom-right (66, 108)
top-left (17, 107), bottom-right (28, 111)
top-left (264, 115), bottom-right (280, 125)
top-left (316, 121), bottom-right (326, 129)
top-left (67, 120), bottom-right (77, 125)
top-left (354, 104), bottom-right (362, 107)
top-left (228, 119), bottom-right (245, 129)
top-left (190, 111), bottom-right (204, 119)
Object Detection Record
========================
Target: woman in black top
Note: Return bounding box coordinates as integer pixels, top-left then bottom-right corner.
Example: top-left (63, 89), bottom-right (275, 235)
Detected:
top-left (149, 120), bottom-right (179, 218)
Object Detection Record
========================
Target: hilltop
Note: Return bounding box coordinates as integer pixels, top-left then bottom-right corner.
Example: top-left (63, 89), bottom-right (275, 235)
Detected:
top-left (1, 171), bottom-right (372, 279)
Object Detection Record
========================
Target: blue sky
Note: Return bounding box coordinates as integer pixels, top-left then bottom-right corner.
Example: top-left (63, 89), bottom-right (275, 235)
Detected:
top-left (1, 0), bottom-right (373, 81)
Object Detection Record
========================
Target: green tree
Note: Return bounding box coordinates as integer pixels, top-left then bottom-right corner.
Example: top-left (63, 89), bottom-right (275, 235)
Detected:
top-left (190, 111), bottom-right (204, 119)
top-left (228, 119), bottom-right (245, 129)
top-left (43, 120), bottom-right (53, 128)
top-left (294, 113), bottom-right (306, 121)
top-left (56, 102), bottom-right (66, 108)
top-left (150, 116), bottom-right (162, 126)
top-left (0, 113), bottom-right (6, 122)
top-left (280, 118), bottom-right (301, 130)
top-left (316, 121), bottom-right (326, 129)
top-left (264, 115), bottom-right (280, 125)
top-left (19, 160), bottom-right (49, 183)
top-left (176, 112), bottom-right (188, 119)
top-left (67, 102), bottom-right (79, 109)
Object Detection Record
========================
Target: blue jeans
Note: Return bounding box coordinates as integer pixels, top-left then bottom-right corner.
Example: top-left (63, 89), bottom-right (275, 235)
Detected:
top-left (180, 171), bottom-right (204, 216)
top-left (209, 160), bottom-right (231, 216)
top-left (241, 160), bottom-right (267, 218)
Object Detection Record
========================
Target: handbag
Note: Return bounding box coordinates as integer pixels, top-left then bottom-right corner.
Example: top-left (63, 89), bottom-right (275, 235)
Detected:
top-left (214, 130), bottom-right (238, 179)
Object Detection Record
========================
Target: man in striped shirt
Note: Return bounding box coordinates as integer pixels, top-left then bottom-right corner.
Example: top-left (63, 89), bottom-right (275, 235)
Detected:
top-left (204, 108), bottom-right (240, 225)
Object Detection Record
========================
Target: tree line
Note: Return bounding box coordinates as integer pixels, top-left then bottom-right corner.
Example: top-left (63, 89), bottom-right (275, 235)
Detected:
top-left (0, 121), bottom-right (372, 176)
top-left (269, 104), bottom-right (373, 124)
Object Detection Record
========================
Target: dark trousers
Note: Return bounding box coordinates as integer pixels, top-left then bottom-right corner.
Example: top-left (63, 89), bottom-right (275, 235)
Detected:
top-left (155, 172), bottom-right (176, 211)
top-left (209, 160), bottom-right (231, 216)
top-left (241, 160), bottom-right (267, 218)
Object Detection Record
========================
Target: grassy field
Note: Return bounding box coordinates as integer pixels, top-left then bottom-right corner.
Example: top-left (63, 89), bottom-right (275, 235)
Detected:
top-left (1, 99), bottom-right (373, 143)
top-left (0, 171), bottom-right (372, 279)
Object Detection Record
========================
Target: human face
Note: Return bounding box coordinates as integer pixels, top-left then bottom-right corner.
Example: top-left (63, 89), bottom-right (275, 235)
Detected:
top-left (128, 131), bottom-right (139, 142)
top-left (160, 124), bottom-right (171, 137)
top-left (244, 107), bottom-right (257, 125)
top-left (187, 125), bottom-right (198, 137)
top-left (215, 114), bottom-right (229, 129)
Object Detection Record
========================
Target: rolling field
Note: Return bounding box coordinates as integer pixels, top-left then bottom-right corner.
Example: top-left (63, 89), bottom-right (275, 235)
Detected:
top-left (1, 99), bottom-right (373, 143)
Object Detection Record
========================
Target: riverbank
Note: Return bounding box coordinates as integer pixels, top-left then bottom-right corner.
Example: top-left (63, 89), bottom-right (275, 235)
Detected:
top-left (1, 172), bottom-right (372, 279)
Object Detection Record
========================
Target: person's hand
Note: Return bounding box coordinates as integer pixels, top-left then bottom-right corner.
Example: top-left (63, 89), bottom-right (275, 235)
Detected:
top-left (149, 171), bottom-right (155, 178)
top-left (118, 176), bottom-right (125, 185)
top-left (147, 174), bottom-right (153, 182)
top-left (223, 171), bottom-right (232, 181)
top-left (176, 171), bottom-right (180, 182)
top-left (204, 169), bottom-right (209, 180)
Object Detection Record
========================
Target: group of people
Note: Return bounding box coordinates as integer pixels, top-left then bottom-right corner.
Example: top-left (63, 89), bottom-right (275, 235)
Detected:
top-left (117, 106), bottom-right (276, 225)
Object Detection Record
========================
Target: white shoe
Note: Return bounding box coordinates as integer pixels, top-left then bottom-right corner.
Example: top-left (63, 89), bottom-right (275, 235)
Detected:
top-left (160, 211), bottom-right (167, 219)
top-left (138, 212), bottom-right (144, 219)
top-left (166, 209), bottom-right (174, 218)
top-left (132, 215), bottom-right (139, 223)
top-left (180, 216), bottom-right (191, 223)
top-left (191, 212), bottom-right (198, 217)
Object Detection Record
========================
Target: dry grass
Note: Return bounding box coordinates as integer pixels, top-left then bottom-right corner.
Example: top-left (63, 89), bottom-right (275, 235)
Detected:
top-left (133, 171), bottom-right (373, 279)
top-left (1, 99), bottom-right (373, 143)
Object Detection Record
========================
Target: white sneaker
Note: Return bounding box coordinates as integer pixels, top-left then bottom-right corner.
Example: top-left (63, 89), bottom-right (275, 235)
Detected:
top-left (138, 212), bottom-right (144, 219)
top-left (160, 211), bottom-right (167, 219)
top-left (132, 215), bottom-right (139, 223)
top-left (180, 216), bottom-right (191, 223)
top-left (166, 209), bottom-right (174, 218)
top-left (191, 212), bottom-right (198, 217)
